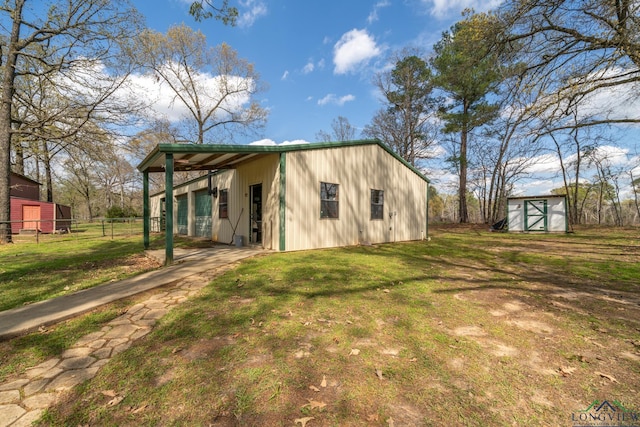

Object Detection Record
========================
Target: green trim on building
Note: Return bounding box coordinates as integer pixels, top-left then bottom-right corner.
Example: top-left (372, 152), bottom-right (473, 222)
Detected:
top-left (279, 152), bottom-right (286, 251)
top-left (524, 199), bottom-right (548, 232)
top-left (137, 139), bottom-right (430, 185)
top-left (563, 196), bottom-right (569, 232)
top-left (426, 183), bottom-right (429, 240)
top-left (143, 172), bottom-right (149, 249)
top-left (164, 153), bottom-right (174, 265)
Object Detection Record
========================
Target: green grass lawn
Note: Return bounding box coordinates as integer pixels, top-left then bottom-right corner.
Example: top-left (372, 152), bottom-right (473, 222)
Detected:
top-left (0, 223), bottom-right (159, 312)
top-left (33, 225), bottom-right (640, 426)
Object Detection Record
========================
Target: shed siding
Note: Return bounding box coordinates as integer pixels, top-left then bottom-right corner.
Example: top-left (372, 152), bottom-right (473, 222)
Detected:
top-left (507, 196), bottom-right (567, 232)
top-left (285, 144), bottom-right (427, 251)
top-left (9, 198), bottom-right (55, 233)
top-left (10, 174), bottom-right (40, 200)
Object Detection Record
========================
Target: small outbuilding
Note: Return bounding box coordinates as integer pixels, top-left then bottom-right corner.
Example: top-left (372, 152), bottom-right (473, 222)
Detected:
top-left (138, 140), bottom-right (430, 263)
top-left (507, 195), bottom-right (568, 233)
top-left (9, 172), bottom-right (72, 234)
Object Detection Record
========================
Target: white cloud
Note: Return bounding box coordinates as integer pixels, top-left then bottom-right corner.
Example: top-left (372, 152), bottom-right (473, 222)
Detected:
top-left (280, 139), bottom-right (310, 145)
top-left (249, 138), bottom-right (310, 146)
top-left (128, 63), bottom-right (255, 123)
top-left (425, 0), bottom-right (503, 19)
top-left (367, 0), bottom-right (391, 24)
top-left (578, 71), bottom-right (640, 122)
top-left (249, 138), bottom-right (277, 146)
top-left (522, 153), bottom-right (561, 175)
top-left (317, 93), bottom-right (356, 106)
top-left (333, 29), bottom-right (381, 74)
top-left (302, 61), bottom-right (315, 74)
top-left (511, 179), bottom-right (561, 196)
top-left (238, 0), bottom-right (267, 28)
top-left (281, 70), bottom-right (289, 81)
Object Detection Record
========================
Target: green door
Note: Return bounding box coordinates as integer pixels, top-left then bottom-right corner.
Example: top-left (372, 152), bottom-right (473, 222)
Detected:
top-left (195, 190), bottom-right (212, 238)
top-left (525, 200), bottom-right (547, 231)
top-left (177, 195), bottom-right (188, 235)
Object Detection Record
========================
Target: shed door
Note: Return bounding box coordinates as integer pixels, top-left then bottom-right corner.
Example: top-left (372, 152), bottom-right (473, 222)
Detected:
top-left (23, 205), bottom-right (40, 230)
top-left (194, 189), bottom-right (212, 238)
top-left (177, 195), bottom-right (188, 235)
top-left (525, 200), bottom-right (547, 231)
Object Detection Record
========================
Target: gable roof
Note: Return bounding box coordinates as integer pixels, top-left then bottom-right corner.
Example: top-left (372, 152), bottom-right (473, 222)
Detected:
top-left (137, 139), bottom-right (429, 183)
top-left (10, 172), bottom-right (41, 186)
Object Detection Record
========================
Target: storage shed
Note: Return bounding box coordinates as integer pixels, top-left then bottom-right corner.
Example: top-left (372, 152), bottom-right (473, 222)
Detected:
top-left (138, 140), bottom-right (430, 263)
top-left (507, 195), bottom-right (568, 233)
top-left (9, 172), bottom-right (72, 234)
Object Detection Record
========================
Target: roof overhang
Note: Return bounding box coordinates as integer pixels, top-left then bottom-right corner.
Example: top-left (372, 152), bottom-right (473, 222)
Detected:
top-left (137, 140), bottom-right (430, 183)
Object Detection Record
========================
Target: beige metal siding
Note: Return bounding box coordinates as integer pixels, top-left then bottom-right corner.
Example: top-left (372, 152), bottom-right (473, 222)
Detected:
top-left (285, 144), bottom-right (427, 251)
top-left (234, 154), bottom-right (280, 249)
top-left (147, 155), bottom-right (280, 248)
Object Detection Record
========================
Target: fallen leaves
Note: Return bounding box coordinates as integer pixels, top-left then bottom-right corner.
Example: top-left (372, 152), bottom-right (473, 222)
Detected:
top-left (309, 385), bottom-right (320, 392)
top-left (349, 348), bottom-right (360, 356)
top-left (558, 366), bottom-right (576, 377)
top-left (107, 395), bottom-right (124, 406)
top-left (302, 399), bottom-right (327, 410)
top-left (375, 368), bottom-right (384, 380)
top-left (294, 417), bottom-right (315, 427)
top-left (320, 375), bottom-right (327, 388)
top-left (101, 390), bottom-right (124, 407)
top-left (595, 371), bottom-right (618, 383)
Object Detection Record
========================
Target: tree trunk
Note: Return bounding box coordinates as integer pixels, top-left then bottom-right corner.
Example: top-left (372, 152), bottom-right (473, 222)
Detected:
top-left (0, 0), bottom-right (24, 243)
top-left (458, 102), bottom-right (469, 223)
top-left (42, 142), bottom-right (54, 202)
top-left (14, 141), bottom-right (24, 175)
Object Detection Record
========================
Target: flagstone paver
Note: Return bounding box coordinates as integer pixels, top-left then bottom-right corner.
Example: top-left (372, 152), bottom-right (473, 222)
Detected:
top-left (0, 265), bottom-right (226, 427)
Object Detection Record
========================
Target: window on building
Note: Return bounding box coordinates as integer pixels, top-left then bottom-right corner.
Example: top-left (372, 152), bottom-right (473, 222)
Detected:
top-left (320, 182), bottom-right (339, 219)
top-left (371, 189), bottom-right (384, 220)
top-left (219, 189), bottom-right (228, 219)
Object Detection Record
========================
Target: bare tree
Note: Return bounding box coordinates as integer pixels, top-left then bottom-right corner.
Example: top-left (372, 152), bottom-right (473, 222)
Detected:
top-left (133, 24), bottom-right (268, 144)
top-left (316, 116), bottom-right (358, 142)
top-left (499, 0), bottom-right (640, 131)
top-left (0, 0), bottom-right (143, 243)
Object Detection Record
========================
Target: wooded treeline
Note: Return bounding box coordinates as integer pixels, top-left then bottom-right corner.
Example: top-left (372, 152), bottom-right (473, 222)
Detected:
top-left (356, 2), bottom-right (640, 226)
top-left (1, 0), bottom-right (639, 243)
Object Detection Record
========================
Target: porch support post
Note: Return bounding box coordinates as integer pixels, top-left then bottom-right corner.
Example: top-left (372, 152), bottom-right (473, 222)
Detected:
top-left (165, 153), bottom-right (174, 265)
top-left (143, 171), bottom-right (150, 249)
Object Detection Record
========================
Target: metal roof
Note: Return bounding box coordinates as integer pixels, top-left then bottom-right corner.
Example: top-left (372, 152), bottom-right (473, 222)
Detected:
top-left (137, 139), bottom-right (430, 183)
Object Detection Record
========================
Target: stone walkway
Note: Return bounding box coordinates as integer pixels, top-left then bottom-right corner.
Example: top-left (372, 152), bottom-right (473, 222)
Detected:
top-left (0, 265), bottom-right (232, 426)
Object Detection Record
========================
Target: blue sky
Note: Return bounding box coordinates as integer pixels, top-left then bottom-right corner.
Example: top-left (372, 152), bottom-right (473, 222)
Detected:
top-left (131, 0), bottom-right (639, 196)
top-left (134, 0), bottom-right (500, 145)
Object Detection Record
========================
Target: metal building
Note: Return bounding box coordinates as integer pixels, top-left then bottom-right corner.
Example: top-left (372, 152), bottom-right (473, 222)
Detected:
top-left (138, 140), bottom-right (430, 263)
